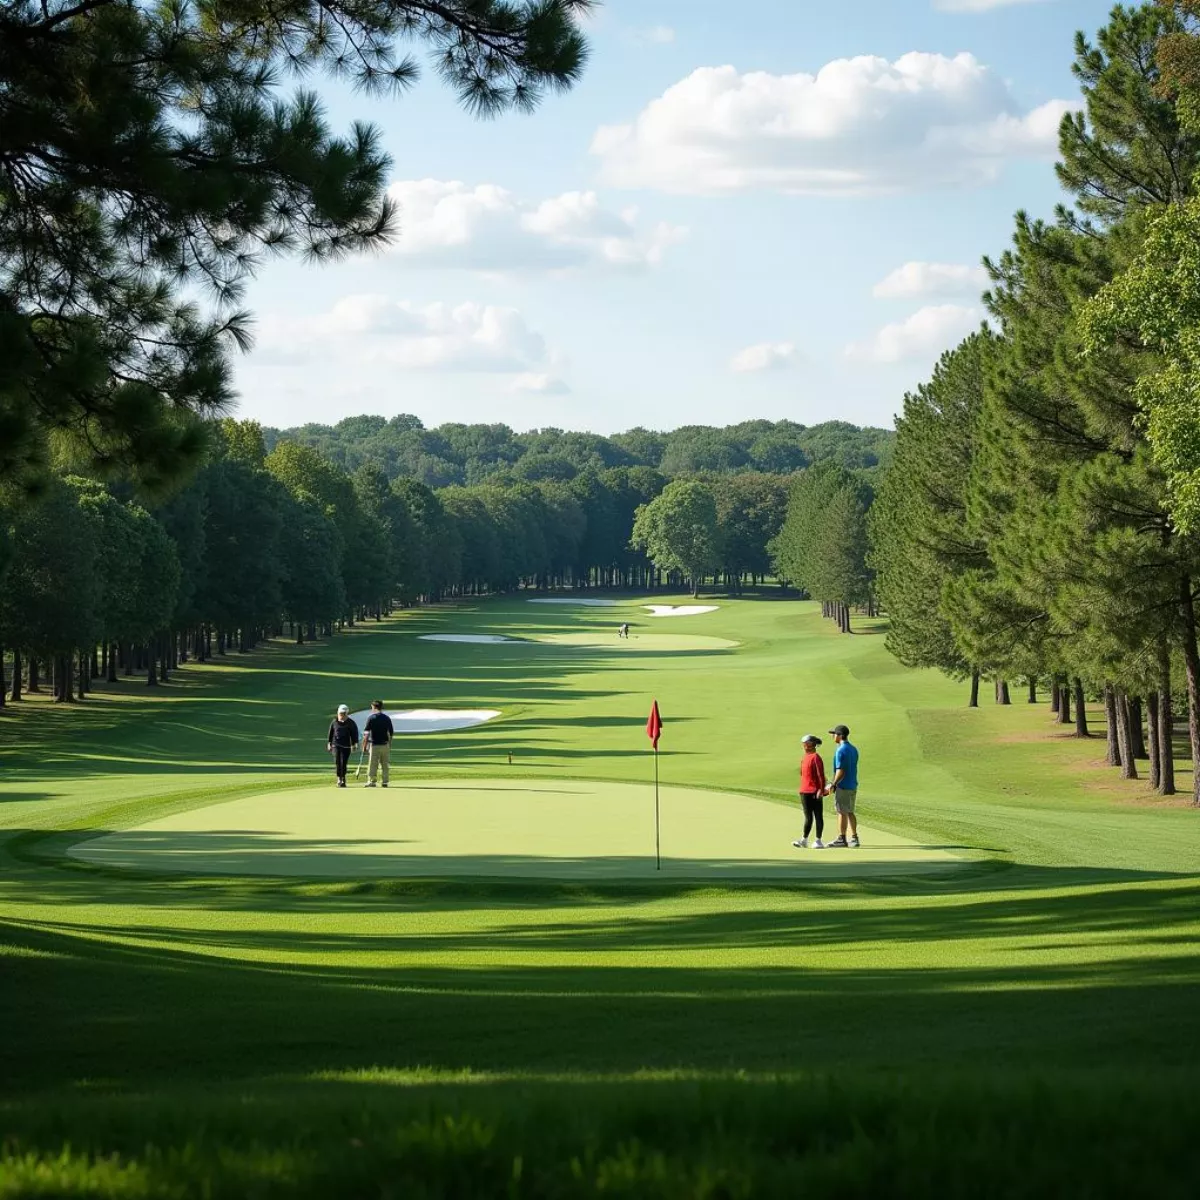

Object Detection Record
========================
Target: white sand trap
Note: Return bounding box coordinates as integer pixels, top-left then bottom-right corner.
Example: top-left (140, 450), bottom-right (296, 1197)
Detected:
top-left (68, 779), bottom-right (968, 880)
top-left (527, 597), bottom-right (621, 607)
top-left (644, 605), bottom-right (719, 617)
top-left (419, 634), bottom-right (515, 644)
top-left (347, 708), bottom-right (500, 733)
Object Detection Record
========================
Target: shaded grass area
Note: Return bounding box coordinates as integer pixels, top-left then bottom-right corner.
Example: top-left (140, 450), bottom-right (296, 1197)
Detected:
top-left (3, 1074), bottom-right (1199, 1199)
top-left (2, 596), bottom-right (1200, 1194)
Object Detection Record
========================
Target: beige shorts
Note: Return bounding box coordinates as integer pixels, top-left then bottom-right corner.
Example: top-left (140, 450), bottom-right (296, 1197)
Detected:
top-left (834, 788), bottom-right (857, 815)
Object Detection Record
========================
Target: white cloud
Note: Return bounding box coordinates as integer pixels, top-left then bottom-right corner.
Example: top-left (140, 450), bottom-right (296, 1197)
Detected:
top-left (730, 342), bottom-right (797, 373)
top-left (256, 295), bottom-right (552, 375)
top-left (873, 262), bottom-right (988, 299)
top-left (591, 53), bottom-right (1077, 195)
top-left (385, 180), bottom-right (686, 272)
top-left (846, 305), bottom-right (981, 364)
top-left (934, 0), bottom-right (1052, 11)
top-left (508, 373), bottom-right (571, 396)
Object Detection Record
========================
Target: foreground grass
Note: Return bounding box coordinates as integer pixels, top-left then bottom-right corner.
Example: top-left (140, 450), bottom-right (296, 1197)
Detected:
top-left (4, 1075), bottom-right (1199, 1198)
top-left (2, 596), bottom-right (1198, 1195)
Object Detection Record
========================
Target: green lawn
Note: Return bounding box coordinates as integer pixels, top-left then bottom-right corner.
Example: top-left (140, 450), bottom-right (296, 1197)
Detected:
top-left (2, 596), bottom-right (1198, 1196)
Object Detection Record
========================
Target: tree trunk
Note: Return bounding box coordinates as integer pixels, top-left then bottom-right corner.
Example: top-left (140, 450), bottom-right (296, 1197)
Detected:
top-left (1180, 577), bottom-right (1200, 805)
top-left (1057, 677), bottom-right (1071, 725)
top-left (28, 656), bottom-right (39, 693)
top-left (1147, 691), bottom-right (1162, 791)
top-left (146, 640), bottom-right (158, 687)
top-left (1073, 678), bottom-right (1089, 738)
top-left (1158, 640), bottom-right (1176, 797)
top-left (0, 645), bottom-right (5, 708)
top-left (1115, 688), bottom-right (1138, 781)
top-left (995, 678), bottom-right (1010, 705)
top-left (9, 646), bottom-right (21, 702)
top-left (158, 635), bottom-right (169, 683)
top-left (969, 670), bottom-right (980, 708)
top-left (1104, 684), bottom-right (1121, 767)
top-left (1050, 679), bottom-right (1061, 714)
top-left (77, 649), bottom-right (87, 699)
top-left (107, 642), bottom-right (118, 683)
top-left (1130, 697), bottom-right (1147, 759)
top-left (1028, 677), bottom-right (1037, 704)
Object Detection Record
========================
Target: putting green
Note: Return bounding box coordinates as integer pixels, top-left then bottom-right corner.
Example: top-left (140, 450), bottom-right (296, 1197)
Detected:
top-left (67, 779), bottom-right (964, 880)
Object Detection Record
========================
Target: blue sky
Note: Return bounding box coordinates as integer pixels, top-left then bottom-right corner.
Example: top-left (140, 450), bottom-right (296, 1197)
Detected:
top-left (233, 0), bottom-right (1111, 434)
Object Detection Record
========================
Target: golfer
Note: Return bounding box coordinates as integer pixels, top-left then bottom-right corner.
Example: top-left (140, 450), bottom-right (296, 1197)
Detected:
top-left (619, 622), bottom-right (630, 639)
top-left (793, 734), bottom-right (827, 849)
top-left (363, 700), bottom-right (394, 788)
top-left (326, 704), bottom-right (359, 789)
top-left (824, 723), bottom-right (860, 847)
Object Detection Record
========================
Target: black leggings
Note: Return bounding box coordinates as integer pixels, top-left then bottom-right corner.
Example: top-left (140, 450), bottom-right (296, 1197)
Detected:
top-left (334, 745), bottom-right (352, 780)
top-left (801, 793), bottom-right (824, 839)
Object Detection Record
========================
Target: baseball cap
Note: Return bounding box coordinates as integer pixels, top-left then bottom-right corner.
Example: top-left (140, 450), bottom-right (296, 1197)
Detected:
top-left (829, 724), bottom-right (850, 737)
top-left (337, 704), bottom-right (349, 714)
top-left (800, 733), bottom-right (822, 745)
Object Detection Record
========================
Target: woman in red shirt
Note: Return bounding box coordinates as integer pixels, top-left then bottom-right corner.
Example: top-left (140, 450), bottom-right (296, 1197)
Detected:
top-left (793, 734), bottom-right (827, 849)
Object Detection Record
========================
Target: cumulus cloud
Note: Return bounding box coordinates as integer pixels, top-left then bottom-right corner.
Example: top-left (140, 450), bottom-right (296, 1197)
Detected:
top-left (256, 295), bottom-right (552, 375)
top-left (385, 180), bottom-right (686, 272)
top-left (846, 305), bottom-right (982, 364)
top-left (591, 53), bottom-right (1077, 195)
top-left (730, 342), bottom-right (798, 373)
top-left (873, 262), bottom-right (988, 300)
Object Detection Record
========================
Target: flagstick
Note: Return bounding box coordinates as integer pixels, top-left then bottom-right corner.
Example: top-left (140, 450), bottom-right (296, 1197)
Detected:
top-left (654, 745), bottom-right (661, 871)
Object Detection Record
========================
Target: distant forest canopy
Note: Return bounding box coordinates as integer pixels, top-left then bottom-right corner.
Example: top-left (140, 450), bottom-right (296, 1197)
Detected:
top-left (262, 417), bottom-right (895, 488)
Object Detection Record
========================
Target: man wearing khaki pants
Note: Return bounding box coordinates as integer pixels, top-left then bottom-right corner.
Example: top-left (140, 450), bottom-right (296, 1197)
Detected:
top-left (363, 700), bottom-right (395, 788)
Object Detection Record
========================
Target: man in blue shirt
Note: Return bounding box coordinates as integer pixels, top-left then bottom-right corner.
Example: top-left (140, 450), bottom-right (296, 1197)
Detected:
top-left (823, 723), bottom-right (860, 847)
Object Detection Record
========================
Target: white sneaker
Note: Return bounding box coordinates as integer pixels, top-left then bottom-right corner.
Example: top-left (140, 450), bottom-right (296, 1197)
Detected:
top-left (364, 781), bottom-right (376, 788)
top-left (814, 839), bottom-right (825, 849)
top-left (792, 838), bottom-right (808, 849)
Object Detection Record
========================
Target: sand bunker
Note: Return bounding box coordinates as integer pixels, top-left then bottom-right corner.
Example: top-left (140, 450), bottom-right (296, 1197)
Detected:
top-left (644, 605), bottom-right (719, 617)
top-left (347, 708), bottom-right (500, 733)
top-left (527, 597), bottom-right (621, 607)
top-left (419, 634), bottom-right (514, 644)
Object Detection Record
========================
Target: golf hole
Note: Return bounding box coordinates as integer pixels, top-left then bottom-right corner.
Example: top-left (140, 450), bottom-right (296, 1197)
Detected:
top-left (347, 708), bottom-right (501, 733)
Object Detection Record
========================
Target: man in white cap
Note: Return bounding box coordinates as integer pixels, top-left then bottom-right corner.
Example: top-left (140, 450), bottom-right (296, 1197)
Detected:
top-left (326, 704), bottom-right (360, 788)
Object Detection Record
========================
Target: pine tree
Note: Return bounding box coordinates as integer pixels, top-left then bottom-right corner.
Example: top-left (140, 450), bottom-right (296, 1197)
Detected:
top-left (0, 1), bottom-right (592, 494)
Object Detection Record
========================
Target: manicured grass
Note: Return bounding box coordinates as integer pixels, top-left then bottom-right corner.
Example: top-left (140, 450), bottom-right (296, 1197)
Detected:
top-left (1, 596), bottom-right (1198, 1195)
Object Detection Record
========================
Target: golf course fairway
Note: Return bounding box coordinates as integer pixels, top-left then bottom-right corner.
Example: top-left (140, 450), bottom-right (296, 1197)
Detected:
top-left (2, 595), bottom-right (1199, 1195)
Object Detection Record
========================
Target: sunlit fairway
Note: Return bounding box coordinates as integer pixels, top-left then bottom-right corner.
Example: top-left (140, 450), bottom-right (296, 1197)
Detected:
top-left (2, 596), bottom-right (1199, 1194)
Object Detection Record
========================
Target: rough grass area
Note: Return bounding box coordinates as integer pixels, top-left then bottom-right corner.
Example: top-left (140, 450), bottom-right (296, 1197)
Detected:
top-left (1, 596), bottom-right (1198, 1195)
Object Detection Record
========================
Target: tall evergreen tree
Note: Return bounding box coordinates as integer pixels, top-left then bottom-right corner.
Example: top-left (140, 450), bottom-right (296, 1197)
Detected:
top-left (0, 0), bottom-right (592, 493)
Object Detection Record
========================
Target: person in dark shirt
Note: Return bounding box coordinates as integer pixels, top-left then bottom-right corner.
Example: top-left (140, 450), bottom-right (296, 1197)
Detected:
top-left (363, 700), bottom-right (395, 788)
top-left (326, 704), bottom-right (359, 788)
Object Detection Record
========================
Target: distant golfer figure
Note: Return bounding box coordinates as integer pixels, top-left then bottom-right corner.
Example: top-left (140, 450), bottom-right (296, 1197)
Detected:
top-left (363, 700), bottom-right (394, 788)
top-left (326, 704), bottom-right (359, 789)
top-left (793, 734), bottom-right (827, 849)
top-left (619, 622), bottom-right (630, 639)
top-left (824, 724), bottom-right (860, 847)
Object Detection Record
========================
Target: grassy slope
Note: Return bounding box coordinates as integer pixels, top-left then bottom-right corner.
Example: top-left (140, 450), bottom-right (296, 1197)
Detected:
top-left (1, 597), bottom-right (1198, 1196)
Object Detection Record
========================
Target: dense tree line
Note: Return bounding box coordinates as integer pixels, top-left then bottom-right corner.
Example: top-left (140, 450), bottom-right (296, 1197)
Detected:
top-left (262, 418), bottom-right (895, 489)
top-left (0, 422), bottom-right (823, 702)
top-left (870, 2), bottom-right (1200, 803)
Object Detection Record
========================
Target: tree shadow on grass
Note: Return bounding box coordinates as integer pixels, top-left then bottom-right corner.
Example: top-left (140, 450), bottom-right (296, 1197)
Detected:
top-left (1, 897), bottom-right (1199, 1096)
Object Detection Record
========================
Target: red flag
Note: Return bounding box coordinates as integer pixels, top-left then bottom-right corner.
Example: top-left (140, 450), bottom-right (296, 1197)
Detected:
top-left (646, 700), bottom-right (663, 750)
